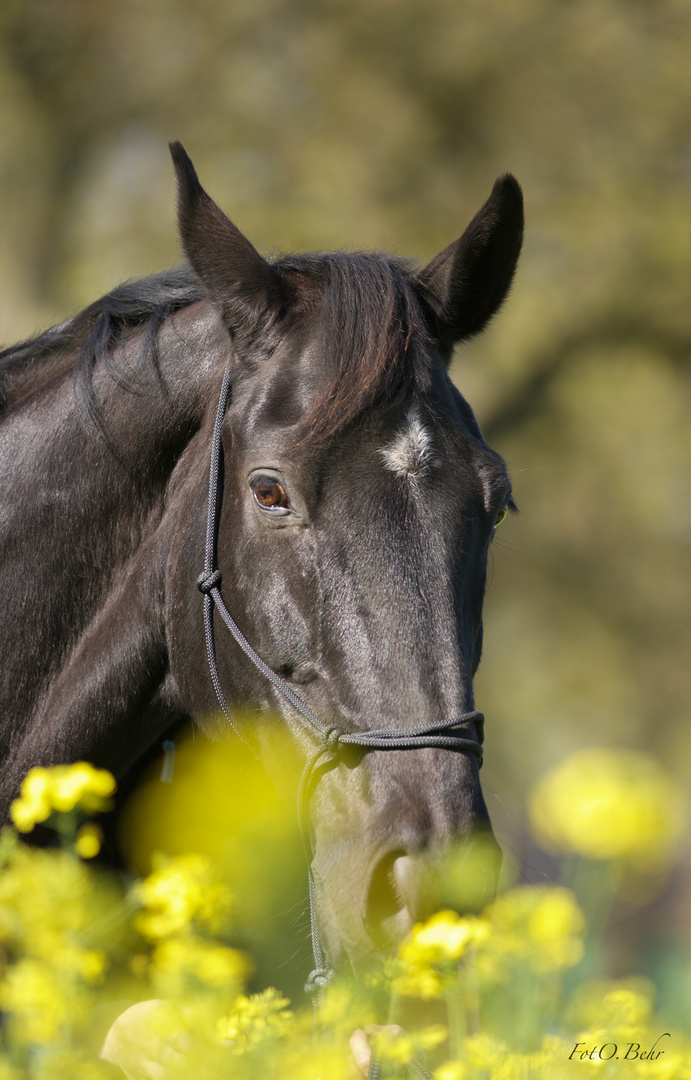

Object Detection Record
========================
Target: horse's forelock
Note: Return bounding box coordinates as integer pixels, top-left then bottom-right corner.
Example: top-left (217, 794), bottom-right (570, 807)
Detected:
top-left (274, 252), bottom-right (432, 450)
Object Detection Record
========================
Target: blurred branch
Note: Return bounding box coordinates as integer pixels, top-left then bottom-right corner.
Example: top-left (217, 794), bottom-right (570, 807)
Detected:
top-left (484, 317), bottom-right (691, 441)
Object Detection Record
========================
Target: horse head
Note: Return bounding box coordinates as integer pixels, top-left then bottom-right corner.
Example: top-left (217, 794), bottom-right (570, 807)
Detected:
top-left (166, 145), bottom-right (523, 971)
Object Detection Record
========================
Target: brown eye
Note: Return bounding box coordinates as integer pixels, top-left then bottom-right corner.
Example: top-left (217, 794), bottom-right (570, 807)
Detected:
top-left (252, 477), bottom-right (290, 510)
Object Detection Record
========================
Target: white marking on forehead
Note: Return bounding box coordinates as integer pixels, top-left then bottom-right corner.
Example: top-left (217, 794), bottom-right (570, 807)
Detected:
top-left (380, 409), bottom-right (436, 479)
top-left (477, 464), bottom-right (496, 513)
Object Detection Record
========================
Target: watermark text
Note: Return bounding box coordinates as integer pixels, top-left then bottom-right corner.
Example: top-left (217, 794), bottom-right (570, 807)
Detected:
top-left (569, 1034), bottom-right (670, 1062)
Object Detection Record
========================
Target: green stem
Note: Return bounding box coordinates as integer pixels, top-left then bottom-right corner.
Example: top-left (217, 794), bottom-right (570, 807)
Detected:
top-left (82, 893), bottom-right (140, 944)
top-left (446, 971), bottom-right (465, 1061)
top-left (55, 808), bottom-right (77, 850)
top-left (565, 856), bottom-right (617, 985)
top-left (462, 947), bottom-right (480, 1036)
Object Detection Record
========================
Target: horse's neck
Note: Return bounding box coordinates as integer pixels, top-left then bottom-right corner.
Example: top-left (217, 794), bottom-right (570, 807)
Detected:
top-left (0, 339), bottom-right (76, 416)
top-left (85, 300), bottom-right (228, 485)
top-left (17, 299), bottom-right (228, 555)
top-left (0, 300), bottom-right (227, 739)
top-left (4, 298), bottom-right (229, 569)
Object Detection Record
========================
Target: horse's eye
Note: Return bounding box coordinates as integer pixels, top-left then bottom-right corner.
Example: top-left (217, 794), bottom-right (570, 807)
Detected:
top-left (493, 506), bottom-right (508, 529)
top-left (251, 477), bottom-right (290, 510)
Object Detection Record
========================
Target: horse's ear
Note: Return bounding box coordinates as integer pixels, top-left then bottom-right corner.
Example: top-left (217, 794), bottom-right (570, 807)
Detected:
top-left (419, 174), bottom-right (523, 347)
top-left (170, 141), bottom-right (293, 330)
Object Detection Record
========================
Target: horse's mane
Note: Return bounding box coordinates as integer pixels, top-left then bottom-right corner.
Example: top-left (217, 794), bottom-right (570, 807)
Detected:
top-left (0, 267), bottom-right (204, 418)
top-left (0, 253), bottom-right (431, 445)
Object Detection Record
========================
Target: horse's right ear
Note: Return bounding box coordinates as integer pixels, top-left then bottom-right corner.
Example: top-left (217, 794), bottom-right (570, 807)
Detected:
top-left (170, 142), bottom-right (293, 331)
top-left (419, 174), bottom-right (523, 347)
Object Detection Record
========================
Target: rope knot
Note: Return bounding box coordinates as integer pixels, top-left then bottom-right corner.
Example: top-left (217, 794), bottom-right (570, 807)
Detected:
top-left (304, 967), bottom-right (333, 995)
top-left (197, 568), bottom-right (221, 594)
top-left (323, 727), bottom-right (344, 754)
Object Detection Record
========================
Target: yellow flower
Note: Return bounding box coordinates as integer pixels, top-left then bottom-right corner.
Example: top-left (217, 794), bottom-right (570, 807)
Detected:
top-left (369, 1025), bottom-right (446, 1070)
top-left (0, 844), bottom-right (117, 1004)
top-left (392, 963), bottom-right (446, 1000)
top-left (133, 852), bottom-right (233, 940)
top-left (479, 886), bottom-right (585, 981)
top-left (406, 911), bottom-right (489, 965)
top-left (217, 988), bottom-right (293, 1048)
top-left (455, 1033), bottom-right (578, 1079)
top-left (10, 767), bottom-right (54, 832)
top-left (529, 749), bottom-right (687, 870)
top-left (147, 935), bottom-right (250, 999)
top-left (50, 763), bottom-right (116, 814)
top-left (567, 978), bottom-right (655, 1033)
top-left (0, 958), bottom-right (85, 1044)
top-left (75, 823), bottom-right (103, 859)
top-left (9, 763), bottom-right (116, 833)
top-left (462, 1033), bottom-right (510, 1074)
top-left (526, 888), bottom-right (585, 962)
top-left (393, 911), bottom-right (489, 999)
top-left (435, 1064), bottom-right (469, 1080)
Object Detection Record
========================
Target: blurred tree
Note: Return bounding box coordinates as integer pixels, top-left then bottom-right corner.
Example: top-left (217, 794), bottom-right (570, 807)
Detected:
top-left (0, 0), bottom-right (689, 859)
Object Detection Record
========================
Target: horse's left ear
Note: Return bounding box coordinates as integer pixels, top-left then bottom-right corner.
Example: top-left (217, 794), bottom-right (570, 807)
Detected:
top-left (170, 141), bottom-right (293, 331)
top-left (419, 174), bottom-right (523, 347)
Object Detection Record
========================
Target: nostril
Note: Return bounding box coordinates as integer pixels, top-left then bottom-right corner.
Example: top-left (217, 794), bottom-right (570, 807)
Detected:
top-left (365, 850), bottom-right (409, 946)
top-left (364, 842), bottom-right (500, 951)
top-left (392, 852), bottom-right (422, 916)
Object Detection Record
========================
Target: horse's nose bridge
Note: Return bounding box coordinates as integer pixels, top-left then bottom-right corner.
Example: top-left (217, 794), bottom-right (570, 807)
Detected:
top-left (321, 542), bottom-right (476, 721)
top-left (363, 748), bottom-right (486, 849)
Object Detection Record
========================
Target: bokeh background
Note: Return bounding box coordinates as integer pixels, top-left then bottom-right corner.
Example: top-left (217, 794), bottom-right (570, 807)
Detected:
top-left (1, 0), bottom-right (689, 1003)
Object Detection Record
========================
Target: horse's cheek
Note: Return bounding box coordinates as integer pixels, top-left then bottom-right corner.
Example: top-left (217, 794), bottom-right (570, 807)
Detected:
top-left (163, 490), bottom-right (213, 719)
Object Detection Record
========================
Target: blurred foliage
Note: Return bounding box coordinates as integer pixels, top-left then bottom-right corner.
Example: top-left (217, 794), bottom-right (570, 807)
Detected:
top-left (118, 727), bottom-right (308, 996)
top-left (1, 755), bottom-right (690, 1077)
top-left (1, 0), bottom-right (689, 1000)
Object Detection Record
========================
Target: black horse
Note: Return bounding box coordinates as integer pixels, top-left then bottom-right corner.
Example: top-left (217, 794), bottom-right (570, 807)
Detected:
top-left (0, 144), bottom-right (522, 971)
